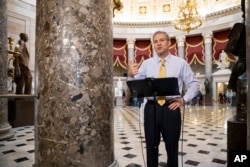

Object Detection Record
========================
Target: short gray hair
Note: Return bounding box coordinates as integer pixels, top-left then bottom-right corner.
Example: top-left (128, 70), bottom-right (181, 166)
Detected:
top-left (152, 31), bottom-right (170, 41)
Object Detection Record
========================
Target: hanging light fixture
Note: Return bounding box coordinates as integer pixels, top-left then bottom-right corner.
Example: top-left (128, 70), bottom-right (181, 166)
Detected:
top-left (113, 0), bottom-right (123, 17)
top-left (173, 0), bottom-right (203, 33)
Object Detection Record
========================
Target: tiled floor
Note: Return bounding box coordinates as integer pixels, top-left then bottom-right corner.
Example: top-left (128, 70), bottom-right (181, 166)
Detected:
top-left (0, 126), bottom-right (34, 167)
top-left (0, 104), bottom-right (235, 167)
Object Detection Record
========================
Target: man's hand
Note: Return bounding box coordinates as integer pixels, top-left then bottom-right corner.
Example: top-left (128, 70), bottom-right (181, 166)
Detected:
top-left (128, 60), bottom-right (139, 77)
top-left (169, 97), bottom-right (185, 110)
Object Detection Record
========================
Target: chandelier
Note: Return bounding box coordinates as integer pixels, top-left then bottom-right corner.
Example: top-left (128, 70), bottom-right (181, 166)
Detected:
top-left (173, 0), bottom-right (203, 33)
top-left (113, 0), bottom-right (123, 17)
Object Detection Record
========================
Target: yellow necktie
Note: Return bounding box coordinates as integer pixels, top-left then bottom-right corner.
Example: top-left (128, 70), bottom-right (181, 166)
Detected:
top-left (157, 59), bottom-right (166, 106)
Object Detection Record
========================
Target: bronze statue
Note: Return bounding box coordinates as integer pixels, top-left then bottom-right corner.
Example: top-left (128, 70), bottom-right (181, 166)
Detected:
top-left (13, 33), bottom-right (32, 94)
top-left (204, 78), bottom-right (210, 95)
top-left (224, 0), bottom-right (246, 121)
top-left (8, 36), bottom-right (14, 51)
top-left (113, 0), bottom-right (123, 17)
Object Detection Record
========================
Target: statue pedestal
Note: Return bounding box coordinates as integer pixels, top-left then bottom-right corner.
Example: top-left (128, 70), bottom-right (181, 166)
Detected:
top-left (8, 98), bottom-right (34, 127)
top-left (203, 95), bottom-right (213, 105)
top-left (227, 115), bottom-right (246, 167)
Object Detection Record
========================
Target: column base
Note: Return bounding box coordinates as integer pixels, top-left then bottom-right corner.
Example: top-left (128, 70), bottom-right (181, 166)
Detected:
top-left (109, 160), bottom-right (119, 167)
top-left (0, 124), bottom-right (14, 141)
top-left (33, 160), bottom-right (119, 167)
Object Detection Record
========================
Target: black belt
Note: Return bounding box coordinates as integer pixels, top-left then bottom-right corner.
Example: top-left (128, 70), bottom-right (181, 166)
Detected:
top-left (147, 100), bottom-right (171, 105)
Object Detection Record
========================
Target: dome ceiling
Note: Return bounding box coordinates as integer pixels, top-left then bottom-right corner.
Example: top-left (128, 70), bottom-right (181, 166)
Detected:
top-left (113, 0), bottom-right (241, 23)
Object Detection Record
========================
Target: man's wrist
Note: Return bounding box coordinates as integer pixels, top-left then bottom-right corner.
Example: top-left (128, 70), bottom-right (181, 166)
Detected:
top-left (128, 71), bottom-right (134, 77)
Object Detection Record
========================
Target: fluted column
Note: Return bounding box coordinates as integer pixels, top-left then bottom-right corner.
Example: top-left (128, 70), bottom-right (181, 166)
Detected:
top-left (35, 0), bottom-right (114, 166)
top-left (0, 0), bottom-right (14, 141)
top-left (202, 32), bottom-right (213, 82)
top-left (127, 38), bottom-right (135, 61)
top-left (176, 35), bottom-right (185, 59)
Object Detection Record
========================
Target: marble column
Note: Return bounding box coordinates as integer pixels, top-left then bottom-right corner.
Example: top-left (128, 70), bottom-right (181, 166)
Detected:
top-left (176, 35), bottom-right (185, 59)
top-left (245, 0), bottom-right (250, 149)
top-left (0, 0), bottom-right (14, 141)
top-left (35, 0), bottom-right (114, 166)
top-left (127, 38), bottom-right (135, 61)
top-left (126, 38), bottom-right (135, 101)
top-left (202, 32), bottom-right (213, 94)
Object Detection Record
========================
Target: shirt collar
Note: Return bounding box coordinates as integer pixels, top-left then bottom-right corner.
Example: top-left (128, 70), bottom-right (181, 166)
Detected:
top-left (156, 53), bottom-right (171, 63)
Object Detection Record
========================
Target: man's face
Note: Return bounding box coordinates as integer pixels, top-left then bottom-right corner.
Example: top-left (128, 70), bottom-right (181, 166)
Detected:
top-left (153, 33), bottom-right (170, 57)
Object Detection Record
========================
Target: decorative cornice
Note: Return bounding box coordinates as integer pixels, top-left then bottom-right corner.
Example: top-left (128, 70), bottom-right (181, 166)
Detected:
top-left (205, 5), bottom-right (241, 20)
top-left (113, 20), bottom-right (172, 28)
top-left (113, 5), bottom-right (242, 28)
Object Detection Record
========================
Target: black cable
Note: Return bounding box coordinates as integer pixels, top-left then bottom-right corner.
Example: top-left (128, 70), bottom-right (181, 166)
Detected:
top-left (138, 99), bottom-right (147, 167)
top-left (181, 104), bottom-right (185, 167)
top-left (153, 93), bottom-right (157, 150)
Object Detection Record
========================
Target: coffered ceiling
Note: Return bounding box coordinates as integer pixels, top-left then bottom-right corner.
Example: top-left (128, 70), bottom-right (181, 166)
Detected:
top-left (113, 0), bottom-right (241, 22)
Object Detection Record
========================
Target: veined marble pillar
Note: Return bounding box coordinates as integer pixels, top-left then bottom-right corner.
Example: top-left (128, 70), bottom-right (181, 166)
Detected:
top-left (0, 0), bottom-right (14, 141)
top-left (203, 32), bottom-right (213, 81)
top-left (245, 0), bottom-right (250, 149)
top-left (176, 35), bottom-right (185, 59)
top-left (35, 0), bottom-right (114, 166)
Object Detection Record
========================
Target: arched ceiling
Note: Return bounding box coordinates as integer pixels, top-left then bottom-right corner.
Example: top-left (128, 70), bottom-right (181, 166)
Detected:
top-left (113, 0), bottom-right (241, 23)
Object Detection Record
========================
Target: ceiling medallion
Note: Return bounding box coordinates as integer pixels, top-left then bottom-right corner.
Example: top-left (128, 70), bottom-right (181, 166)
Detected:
top-left (173, 0), bottom-right (203, 33)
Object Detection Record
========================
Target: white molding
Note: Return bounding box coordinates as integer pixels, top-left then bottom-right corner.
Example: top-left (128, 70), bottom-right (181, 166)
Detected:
top-left (113, 5), bottom-right (243, 38)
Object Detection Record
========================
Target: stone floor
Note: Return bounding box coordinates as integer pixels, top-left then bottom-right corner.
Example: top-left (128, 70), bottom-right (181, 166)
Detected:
top-left (0, 104), bottom-right (235, 167)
